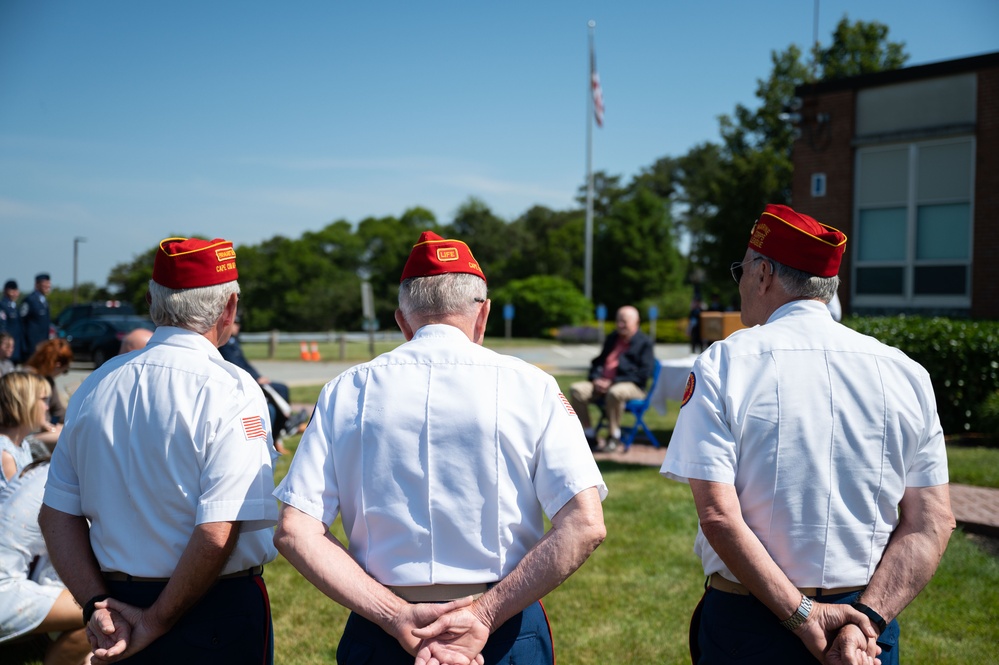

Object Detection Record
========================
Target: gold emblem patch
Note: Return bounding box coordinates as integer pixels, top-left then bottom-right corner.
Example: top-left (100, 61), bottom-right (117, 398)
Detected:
top-left (681, 372), bottom-right (696, 407)
top-left (436, 247), bottom-right (459, 262)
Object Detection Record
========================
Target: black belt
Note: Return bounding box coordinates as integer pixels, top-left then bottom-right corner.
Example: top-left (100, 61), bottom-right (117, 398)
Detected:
top-left (105, 565), bottom-right (264, 583)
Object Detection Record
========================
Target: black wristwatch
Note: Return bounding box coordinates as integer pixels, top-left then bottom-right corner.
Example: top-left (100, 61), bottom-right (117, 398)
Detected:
top-left (82, 594), bottom-right (112, 623)
top-left (852, 602), bottom-right (888, 635)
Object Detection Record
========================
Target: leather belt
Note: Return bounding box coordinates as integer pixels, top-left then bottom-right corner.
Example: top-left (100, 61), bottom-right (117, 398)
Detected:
top-left (389, 583), bottom-right (490, 603)
top-left (105, 565), bottom-right (264, 583)
top-left (708, 573), bottom-right (866, 598)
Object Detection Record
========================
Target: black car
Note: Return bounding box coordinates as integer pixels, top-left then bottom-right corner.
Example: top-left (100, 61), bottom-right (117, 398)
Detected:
top-left (61, 316), bottom-right (154, 368)
top-left (54, 301), bottom-right (137, 333)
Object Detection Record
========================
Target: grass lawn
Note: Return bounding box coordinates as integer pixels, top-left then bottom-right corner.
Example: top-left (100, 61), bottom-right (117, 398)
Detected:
top-left (241, 336), bottom-right (552, 363)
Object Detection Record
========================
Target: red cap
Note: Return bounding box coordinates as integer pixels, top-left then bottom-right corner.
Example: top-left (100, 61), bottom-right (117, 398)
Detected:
top-left (748, 205), bottom-right (847, 277)
top-left (400, 231), bottom-right (486, 283)
top-left (152, 237), bottom-right (239, 289)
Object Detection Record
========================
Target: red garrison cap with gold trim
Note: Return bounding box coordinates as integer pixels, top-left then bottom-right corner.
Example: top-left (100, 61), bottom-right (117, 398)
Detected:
top-left (152, 237), bottom-right (239, 289)
top-left (400, 231), bottom-right (486, 283)
top-left (748, 204), bottom-right (847, 277)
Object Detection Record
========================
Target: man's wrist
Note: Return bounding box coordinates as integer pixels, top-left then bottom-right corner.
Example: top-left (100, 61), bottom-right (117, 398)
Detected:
top-left (851, 602), bottom-right (888, 636)
top-left (780, 595), bottom-right (813, 631)
top-left (82, 593), bottom-right (112, 623)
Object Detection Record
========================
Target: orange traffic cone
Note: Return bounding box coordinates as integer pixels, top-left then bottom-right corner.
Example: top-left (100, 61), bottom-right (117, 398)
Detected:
top-left (299, 341), bottom-right (311, 361)
top-left (310, 341), bottom-right (321, 362)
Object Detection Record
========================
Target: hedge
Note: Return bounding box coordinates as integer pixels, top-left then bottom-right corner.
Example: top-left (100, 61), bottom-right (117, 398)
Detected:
top-left (845, 316), bottom-right (999, 435)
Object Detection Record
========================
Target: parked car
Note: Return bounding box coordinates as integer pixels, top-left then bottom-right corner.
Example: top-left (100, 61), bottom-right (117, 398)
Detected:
top-left (60, 316), bottom-right (154, 368)
top-left (54, 300), bottom-right (136, 333)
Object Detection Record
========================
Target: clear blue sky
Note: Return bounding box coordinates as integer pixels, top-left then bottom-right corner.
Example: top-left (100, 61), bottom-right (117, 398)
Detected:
top-left (2, 1), bottom-right (997, 289)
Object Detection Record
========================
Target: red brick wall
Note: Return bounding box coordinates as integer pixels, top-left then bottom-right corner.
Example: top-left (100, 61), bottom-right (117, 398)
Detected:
top-left (790, 90), bottom-right (856, 312)
top-left (972, 66), bottom-right (999, 319)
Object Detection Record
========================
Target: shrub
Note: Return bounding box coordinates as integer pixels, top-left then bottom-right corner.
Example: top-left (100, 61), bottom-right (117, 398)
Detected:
top-left (846, 316), bottom-right (999, 434)
top-left (488, 276), bottom-right (593, 338)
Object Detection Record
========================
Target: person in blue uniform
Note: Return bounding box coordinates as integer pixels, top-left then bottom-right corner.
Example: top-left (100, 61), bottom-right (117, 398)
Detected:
top-left (0, 280), bottom-right (23, 363)
top-left (20, 274), bottom-right (51, 361)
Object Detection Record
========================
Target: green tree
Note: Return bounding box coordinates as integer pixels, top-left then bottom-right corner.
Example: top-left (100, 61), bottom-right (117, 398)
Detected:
top-left (106, 245), bottom-right (159, 315)
top-left (505, 206), bottom-right (585, 287)
top-left (444, 197), bottom-right (521, 285)
top-left (817, 17), bottom-right (908, 79)
top-left (488, 275), bottom-right (592, 338)
top-left (592, 187), bottom-right (684, 312)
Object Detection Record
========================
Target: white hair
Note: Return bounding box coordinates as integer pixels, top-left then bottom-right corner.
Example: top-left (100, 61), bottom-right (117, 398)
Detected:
top-left (749, 249), bottom-right (840, 303)
top-left (398, 273), bottom-right (487, 320)
top-left (148, 280), bottom-right (240, 333)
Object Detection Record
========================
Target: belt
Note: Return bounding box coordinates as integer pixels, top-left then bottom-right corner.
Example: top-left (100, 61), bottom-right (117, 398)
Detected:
top-left (388, 583), bottom-right (491, 603)
top-left (708, 573), bottom-right (866, 598)
top-left (105, 565), bottom-right (264, 583)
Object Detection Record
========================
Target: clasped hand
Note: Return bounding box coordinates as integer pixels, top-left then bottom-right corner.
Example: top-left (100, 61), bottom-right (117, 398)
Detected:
top-left (86, 598), bottom-right (165, 664)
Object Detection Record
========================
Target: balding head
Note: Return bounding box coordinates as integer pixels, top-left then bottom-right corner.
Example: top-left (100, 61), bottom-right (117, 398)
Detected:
top-left (120, 328), bottom-right (154, 355)
top-left (615, 306), bottom-right (640, 341)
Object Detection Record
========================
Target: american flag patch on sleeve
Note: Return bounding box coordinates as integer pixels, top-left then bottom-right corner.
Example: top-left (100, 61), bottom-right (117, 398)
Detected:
top-left (242, 415), bottom-right (267, 440)
top-left (558, 392), bottom-right (576, 416)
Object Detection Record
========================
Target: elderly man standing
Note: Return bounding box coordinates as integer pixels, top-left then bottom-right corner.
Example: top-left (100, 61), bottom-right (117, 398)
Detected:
top-left (40, 237), bottom-right (278, 664)
top-left (569, 304), bottom-right (655, 451)
top-left (274, 230), bottom-right (607, 665)
top-left (661, 204), bottom-right (954, 664)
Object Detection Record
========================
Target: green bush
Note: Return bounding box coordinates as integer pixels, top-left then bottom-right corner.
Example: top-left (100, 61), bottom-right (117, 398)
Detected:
top-left (846, 316), bottom-right (999, 434)
top-left (488, 275), bottom-right (593, 338)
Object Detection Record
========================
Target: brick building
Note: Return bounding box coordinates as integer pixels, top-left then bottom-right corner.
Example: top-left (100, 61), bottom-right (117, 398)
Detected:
top-left (791, 51), bottom-right (999, 318)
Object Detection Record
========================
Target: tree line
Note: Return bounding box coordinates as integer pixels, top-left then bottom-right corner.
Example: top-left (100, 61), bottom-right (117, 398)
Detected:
top-left (62, 19), bottom-right (906, 337)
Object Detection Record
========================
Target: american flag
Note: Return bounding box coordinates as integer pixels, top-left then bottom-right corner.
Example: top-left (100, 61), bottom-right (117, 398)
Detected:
top-left (558, 392), bottom-right (576, 416)
top-left (242, 415), bottom-right (267, 440)
top-left (591, 49), bottom-right (604, 128)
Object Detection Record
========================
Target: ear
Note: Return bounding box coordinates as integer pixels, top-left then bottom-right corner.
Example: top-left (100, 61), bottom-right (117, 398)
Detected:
top-left (472, 299), bottom-right (491, 345)
top-left (223, 293), bottom-right (239, 327)
top-left (395, 309), bottom-right (415, 341)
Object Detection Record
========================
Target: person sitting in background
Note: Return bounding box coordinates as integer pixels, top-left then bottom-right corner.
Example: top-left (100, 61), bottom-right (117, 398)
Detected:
top-left (569, 305), bottom-right (656, 451)
top-left (118, 327), bottom-right (153, 355)
top-left (219, 313), bottom-right (308, 455)
top-left (0, 332), bottom-right (16, 375)
top-left (0, 460), bottom-right (91, 665)
top-left (0, 372), bottom-right (51, 490)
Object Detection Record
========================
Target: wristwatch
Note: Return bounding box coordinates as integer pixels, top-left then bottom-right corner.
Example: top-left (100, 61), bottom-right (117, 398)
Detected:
top-left (780, 595), bottom-right (813, 631)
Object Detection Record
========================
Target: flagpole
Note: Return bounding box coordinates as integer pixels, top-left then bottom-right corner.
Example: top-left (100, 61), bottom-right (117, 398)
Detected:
top-left (584, 20), bottom-right (595, 302)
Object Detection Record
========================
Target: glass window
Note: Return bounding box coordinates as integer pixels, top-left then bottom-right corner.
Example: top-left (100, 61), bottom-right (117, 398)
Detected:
top-left (857, 148), bottom-right (908, 205)
top-left (918, 142), bottom-right (973, 201)
top-left (857, 208), bottom-right (906, 261)
top-left (856, 267), bottom-right (904, 295)
top-left (916, 203), bottom-right (970, 260)
top-left (914, 266), bottom-right (967, 295)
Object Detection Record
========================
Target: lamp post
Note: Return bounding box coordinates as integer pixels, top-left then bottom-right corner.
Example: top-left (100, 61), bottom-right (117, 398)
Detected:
top-left (73, 236), bottom-right (87, 304)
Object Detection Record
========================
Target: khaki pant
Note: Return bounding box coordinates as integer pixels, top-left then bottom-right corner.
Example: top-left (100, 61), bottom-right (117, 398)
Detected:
top-left (569, 380), bottom-right (646, 438)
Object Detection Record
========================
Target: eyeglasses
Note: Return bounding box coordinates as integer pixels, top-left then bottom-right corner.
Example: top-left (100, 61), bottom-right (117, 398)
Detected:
top-left (473, 297), bottom-right (486, 303)
top-left (730, 257), bottom-right (764, 284)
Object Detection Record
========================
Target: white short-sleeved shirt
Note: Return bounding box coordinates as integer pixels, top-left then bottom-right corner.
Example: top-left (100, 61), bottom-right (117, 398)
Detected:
top-left (661, 300), bottom-right (948, 588)
top-left (275, 324), bottom-right (607, 586)
top-left (44, 327), bottom-right (278, 577)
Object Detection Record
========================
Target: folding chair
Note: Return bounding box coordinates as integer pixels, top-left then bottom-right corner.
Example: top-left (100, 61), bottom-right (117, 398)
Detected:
top-left (595, 359), bottom-right (662, 450)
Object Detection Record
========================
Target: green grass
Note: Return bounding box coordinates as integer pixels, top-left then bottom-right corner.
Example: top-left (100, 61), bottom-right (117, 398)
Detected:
top-left (241, 336), bottom-right (554, 363)
top-left (946, 445), bottom-right (999, 487)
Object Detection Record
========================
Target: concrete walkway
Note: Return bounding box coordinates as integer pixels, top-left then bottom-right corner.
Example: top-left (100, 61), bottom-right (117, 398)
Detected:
top-left (595, 443), bottom-right (999, 537)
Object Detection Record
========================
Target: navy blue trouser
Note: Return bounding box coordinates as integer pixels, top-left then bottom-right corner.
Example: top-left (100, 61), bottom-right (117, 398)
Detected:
top-left (693, 587), bottom-right (899, 664)
top-left (336, 600), bottom-right (554, 665)
top-left (105, 575), bottom-right (273, 665)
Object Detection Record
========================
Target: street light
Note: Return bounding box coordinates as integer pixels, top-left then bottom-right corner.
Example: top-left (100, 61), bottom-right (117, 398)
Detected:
top-left (73, 236), bottom-right (87, 304)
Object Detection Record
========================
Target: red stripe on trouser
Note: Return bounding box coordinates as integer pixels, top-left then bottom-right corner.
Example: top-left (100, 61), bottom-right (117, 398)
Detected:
top-left (539, 600), bottom-right (555, 665)
top-left (254, 575), bottom-right (271, 665)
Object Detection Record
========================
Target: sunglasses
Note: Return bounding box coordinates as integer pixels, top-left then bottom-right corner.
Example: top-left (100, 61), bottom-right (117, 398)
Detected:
top-left (730, 257), bottom-right (764, 284)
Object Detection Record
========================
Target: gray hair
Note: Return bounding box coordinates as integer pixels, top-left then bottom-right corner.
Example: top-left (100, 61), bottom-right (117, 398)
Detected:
top-left (399, 273), bottom-right (487, 320)
top-left (148, 280), bottom-right (240, 333)
top-left (749, 249), bottom-right (840, 303)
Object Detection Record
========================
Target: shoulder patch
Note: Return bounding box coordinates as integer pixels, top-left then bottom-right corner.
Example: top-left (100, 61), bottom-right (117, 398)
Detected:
top-left (557, 392), bottom-right (576, 416)
top-left (680, 372), bottom-right (696, 407)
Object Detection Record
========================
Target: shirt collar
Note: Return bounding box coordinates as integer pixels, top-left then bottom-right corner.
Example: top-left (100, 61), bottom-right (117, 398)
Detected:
top-left (412, 324), bottom-right (473, 342)
top-left (766, 299), bottom-right (834, 325)
top-left (148, 326), bottom-right (224, 357)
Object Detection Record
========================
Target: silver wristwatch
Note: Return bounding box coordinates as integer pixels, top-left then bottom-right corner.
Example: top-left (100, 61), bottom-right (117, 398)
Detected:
top-left (780, 595), bottom-right (813, 630)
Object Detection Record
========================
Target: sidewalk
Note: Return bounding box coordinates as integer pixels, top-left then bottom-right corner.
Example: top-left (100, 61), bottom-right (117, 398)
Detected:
top-left (594, 443), bottom-right (999, 538)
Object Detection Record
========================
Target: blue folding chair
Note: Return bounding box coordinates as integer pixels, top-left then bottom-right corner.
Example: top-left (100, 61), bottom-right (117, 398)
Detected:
top-left (595, 359), bottom-right (662, 450)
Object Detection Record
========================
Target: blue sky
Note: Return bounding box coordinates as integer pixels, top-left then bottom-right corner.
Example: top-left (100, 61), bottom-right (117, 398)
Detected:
top-left (2, 1), bottom-right (997, 289)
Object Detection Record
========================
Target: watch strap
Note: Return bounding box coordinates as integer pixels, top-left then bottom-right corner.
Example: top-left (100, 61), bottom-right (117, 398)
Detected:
top-left (852, 602), bottom-right (888, 635)
top-left (780, 595), bottom-right (813, 631)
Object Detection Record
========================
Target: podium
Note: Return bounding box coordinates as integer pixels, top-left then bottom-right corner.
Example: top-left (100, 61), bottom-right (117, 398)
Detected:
top-left (701, 312), bottom-right (746, 343)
